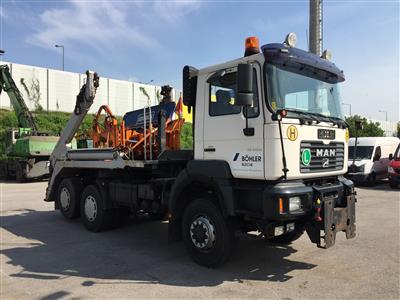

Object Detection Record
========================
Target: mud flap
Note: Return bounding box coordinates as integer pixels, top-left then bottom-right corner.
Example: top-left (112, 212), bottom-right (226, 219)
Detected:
top-left (306, 194), bottom-right (356, 249)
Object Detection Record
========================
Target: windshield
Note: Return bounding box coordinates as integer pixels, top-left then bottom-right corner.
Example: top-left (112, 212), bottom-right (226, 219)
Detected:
top-left (348, 146), bottom-right (374, 160)
top-left (265, 64), bottom-right (344, 120)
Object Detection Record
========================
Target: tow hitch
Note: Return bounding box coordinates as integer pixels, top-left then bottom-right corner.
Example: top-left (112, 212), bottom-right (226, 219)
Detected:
top-left (306, 194), bottom-right (356, 248)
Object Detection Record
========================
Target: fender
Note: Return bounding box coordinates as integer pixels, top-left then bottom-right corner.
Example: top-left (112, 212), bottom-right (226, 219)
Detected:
top-left (168, 160), bottom-right (235, 242)
top-left (169, 160), bottom-right (234, 217)
top-left (95, 178), bottom-right (114, 210)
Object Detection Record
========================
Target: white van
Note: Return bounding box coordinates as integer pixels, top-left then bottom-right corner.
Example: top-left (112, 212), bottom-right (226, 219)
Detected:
top-left (347, 137), bottom-right (400, 185)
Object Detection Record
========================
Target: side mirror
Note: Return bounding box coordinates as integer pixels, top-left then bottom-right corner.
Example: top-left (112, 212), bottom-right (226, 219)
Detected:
top-left (182, 65), bottom-right (198, 113)
top-left (236, 64), bottom-right (254, 136)
top-left (236, 64), bottom-right (253, 107)
top-left (389, 153), bottom-right (393, 160)
top-left (373, 154), bottom-right (380, 162)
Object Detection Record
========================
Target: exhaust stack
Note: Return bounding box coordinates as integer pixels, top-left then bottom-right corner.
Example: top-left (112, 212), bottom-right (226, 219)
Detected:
top-left (309, 0), bottom-right (323, 56)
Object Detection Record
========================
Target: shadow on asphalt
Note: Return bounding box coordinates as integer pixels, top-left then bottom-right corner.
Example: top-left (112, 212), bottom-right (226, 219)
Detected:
top-left (355, 180), bottom-right (399, 192)
top-left (1, 209), bottom-right (316, 287)
top-left (0, 179), bottom-right (48, 184)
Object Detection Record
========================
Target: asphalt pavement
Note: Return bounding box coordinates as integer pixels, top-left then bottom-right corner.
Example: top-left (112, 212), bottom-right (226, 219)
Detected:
top-left (0, 180), bottom-right (399, 299)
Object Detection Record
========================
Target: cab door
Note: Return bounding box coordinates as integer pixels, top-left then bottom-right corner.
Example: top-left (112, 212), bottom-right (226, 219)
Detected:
top-left (202, 63), bottom-right (264, 179)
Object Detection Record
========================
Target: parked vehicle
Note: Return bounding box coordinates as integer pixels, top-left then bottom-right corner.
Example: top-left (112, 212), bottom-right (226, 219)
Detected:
top-left (0, 65), bottom-right (60, 181)
top-left (388, 143), bottom-right (400, 188)
top-left (45, 34), bottom-right (356, 267)
top-left (347, 137), bottom-right (400, 186)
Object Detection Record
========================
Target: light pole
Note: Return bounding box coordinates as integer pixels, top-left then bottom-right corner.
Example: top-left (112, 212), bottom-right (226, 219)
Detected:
top-left (54, 44), bottom-right (64, 71)
top-left (378, 110), bottom-right (388, 121)
top-left (342, 102), bottom-right (352, 116)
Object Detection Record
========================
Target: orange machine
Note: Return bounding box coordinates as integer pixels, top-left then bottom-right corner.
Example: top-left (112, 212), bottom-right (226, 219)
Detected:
top-left (92, 105), bottom-right (122, 148)
top-left (91, 103), bottom-right (185, 160)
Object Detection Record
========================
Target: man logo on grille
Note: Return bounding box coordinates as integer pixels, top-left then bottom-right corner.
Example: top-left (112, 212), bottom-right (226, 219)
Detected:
top-left (287, 125), bottom-right (298, 141)
top-left (322, 158), bottom-right (330, 168)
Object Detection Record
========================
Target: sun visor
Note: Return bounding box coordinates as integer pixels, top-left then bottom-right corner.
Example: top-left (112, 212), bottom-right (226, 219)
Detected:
top-left (262, 43), bottom-right (345, 84)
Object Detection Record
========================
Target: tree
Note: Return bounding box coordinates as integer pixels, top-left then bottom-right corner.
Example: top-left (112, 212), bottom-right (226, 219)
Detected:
top-left (180, 122), bottom-right (193, 149)
top-left (345, 115), bottom-right (385, 137)
top-left (396, 122), bottom-right (400, 138)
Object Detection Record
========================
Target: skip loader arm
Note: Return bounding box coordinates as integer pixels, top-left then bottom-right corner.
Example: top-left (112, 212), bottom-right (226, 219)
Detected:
top-left (45, 70), bottom-right (99, 201)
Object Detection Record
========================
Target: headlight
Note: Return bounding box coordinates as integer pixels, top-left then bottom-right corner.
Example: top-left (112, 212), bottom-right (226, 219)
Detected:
top-left (388, 166), bottom-right (395, 174)
top-left (289, 196), bottom-right (302, 212)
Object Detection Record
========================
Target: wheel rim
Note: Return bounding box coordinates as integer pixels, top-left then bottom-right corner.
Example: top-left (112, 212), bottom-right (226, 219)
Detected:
top-left (60, 187), bottom-right (71, 211)
top-left (84, 195), bottom-right (97, 222)
top-left (190, 216), bottom-right (216, 250)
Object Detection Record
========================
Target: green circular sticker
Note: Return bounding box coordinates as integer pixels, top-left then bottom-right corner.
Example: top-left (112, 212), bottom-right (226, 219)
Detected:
top-left (301, 149), bottom-right (311, 166)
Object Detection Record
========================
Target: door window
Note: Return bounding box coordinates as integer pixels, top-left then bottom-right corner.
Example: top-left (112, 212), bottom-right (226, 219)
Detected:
top-left (209, 69), bottom-right (259, 118)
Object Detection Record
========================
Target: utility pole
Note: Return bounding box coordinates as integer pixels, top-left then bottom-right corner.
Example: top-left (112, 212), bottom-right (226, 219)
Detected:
top-left (55, 44), bottom-right (64, 71)
top-left (309, 0), bottom-right (323, 56)
top-left (379, 110), bottom-right (388, 121)
top-left (342, 102), bottom-right (352, 116)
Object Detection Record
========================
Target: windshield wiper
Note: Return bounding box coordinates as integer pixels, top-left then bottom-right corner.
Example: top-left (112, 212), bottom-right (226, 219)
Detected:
top-left (306, 112), bottom-right (346, 127)
top-left (284, 109), bottom-right (321, 124)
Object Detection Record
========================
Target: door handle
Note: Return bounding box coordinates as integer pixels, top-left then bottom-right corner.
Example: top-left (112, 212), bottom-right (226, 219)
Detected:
top-left (204, 147), bottom-right (216, 152)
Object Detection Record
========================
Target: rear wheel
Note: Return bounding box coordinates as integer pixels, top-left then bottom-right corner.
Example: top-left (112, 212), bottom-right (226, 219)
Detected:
top-left (81, 185), bottom-right (113, 232)
top-left (182, 198), bottom-right (233, 267)
top-left (57, 178), bottom-right (83, 219)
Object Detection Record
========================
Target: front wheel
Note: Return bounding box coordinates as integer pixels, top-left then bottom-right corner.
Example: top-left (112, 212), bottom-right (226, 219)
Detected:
top-left (367, 172), bottom-right (376, 186)
top-left (389, 179), bottom-right (398, 189)
top-left (182, 198), bottom-right (233, 267)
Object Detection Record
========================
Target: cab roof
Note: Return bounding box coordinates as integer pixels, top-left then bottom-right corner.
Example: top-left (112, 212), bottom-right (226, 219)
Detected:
top-left (262, 43), bottom-right (345, 83)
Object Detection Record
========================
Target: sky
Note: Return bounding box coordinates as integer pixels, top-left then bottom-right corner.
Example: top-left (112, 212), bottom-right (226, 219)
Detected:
top-left (0, 0), bottom-right (399, 121)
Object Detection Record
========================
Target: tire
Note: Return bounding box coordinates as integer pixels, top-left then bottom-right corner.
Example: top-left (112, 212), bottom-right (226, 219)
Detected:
top-left (268, 229), bottom-right (304, 244)
top-left (367, 172), bottom-right (376, 187)
top-left (389, 179), bottom-right (398, 189)
top-left (0, 163), bottom-right (8, 180)
top-left (15, 162), bottom-right (27, 183)
top-left (57, 178), bottom-right (83, 219)
top-left (80, 185), bottom-right (113, 232)
top-left (182, 198), bottom-right (233, 267)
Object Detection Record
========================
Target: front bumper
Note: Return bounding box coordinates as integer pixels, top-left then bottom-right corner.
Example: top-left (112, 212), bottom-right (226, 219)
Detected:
top-left (263, 177), bottom-right (356, 248)
top-left (346, 173), bottom-right (369, 183)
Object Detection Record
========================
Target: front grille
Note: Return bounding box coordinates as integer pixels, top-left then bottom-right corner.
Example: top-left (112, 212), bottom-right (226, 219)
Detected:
top-left (300, 141), bottom-right (344, 173)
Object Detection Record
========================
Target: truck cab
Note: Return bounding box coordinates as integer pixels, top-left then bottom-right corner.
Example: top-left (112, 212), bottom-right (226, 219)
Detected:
top-left (193, 38), bottom-right (348, 182)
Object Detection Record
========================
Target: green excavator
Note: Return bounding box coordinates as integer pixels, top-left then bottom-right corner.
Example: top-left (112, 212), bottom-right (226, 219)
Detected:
top-left (0, 64), bottom-right (59, 181)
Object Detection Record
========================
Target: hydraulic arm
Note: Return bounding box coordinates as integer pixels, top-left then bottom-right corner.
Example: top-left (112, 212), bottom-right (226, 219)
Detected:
top-left (49, 71), bottom-right (99, 167)
top-left (0, 65), bottom-right (38, 133)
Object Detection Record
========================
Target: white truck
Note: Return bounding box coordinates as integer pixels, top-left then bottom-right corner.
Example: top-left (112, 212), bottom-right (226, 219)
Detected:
top-left (45, 34), bottom-right (356, 267)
